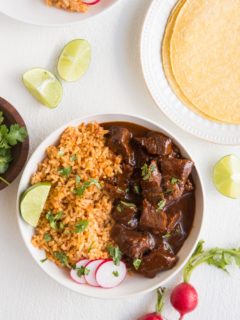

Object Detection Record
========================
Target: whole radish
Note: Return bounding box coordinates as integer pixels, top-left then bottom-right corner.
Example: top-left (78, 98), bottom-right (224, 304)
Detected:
top-left (170, 282), bottom-right (198, 320)
top-left (170, 240), bottom-right (240, 319)
top-left (137, 288), bottom-right (165, 320)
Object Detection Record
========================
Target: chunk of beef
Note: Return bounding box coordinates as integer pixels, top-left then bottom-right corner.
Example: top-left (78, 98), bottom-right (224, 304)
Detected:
top-left (112, 201), bottom-right (138, 229)
top-left (107, 126), bottom-right (135, 165)
top-left (111, 224), bottom-right (155, 259)
top-left (139, 199), bottom-right (167, 234)
top-left (134, 131), bottom-right (173, 156)
top-left (104, 183), bottom-right (126, 199)
top-left (185, 179), bottom-right (194, 193)
top-left (104, 164), bottom-right (133, 200)
top-left (132, 144), bottom-right (151, 168)
top-left (162, 179), bottom-right (185, 203)
top-left (167, 210), bottom-right (182, 232)
top-left (141, 160), bottom-right (162, 204)
top-left (161, 158), bottom-right (194, 183)
top-left (164, 208), bottom-right (186, 253)
top-left (161, 158), bottom-right (194, 202)
top-left (166, 222), bottom-right (187, 254)
top-left (137, 246), bottom-right (177, 278)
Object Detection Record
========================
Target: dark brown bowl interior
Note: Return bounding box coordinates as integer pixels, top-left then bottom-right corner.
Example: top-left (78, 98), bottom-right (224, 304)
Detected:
top-left (0, 97), bottom-right (29, 191)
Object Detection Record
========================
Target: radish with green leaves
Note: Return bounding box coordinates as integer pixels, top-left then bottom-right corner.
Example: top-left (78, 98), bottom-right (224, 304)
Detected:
top-left (170, 241), bottom-right (240, 319)
top-left (137, 288), bottom-right (166, 320)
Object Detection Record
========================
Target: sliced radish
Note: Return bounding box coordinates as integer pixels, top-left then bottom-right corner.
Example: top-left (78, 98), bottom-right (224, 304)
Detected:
top-left (70, 259), bottom-right (89, 284)
top-left (85, 259), bottom-right (104, 287)
top-left (96, 259), bottom-right (127, 288)
top-left (82, 0), bottom-right (100, 5)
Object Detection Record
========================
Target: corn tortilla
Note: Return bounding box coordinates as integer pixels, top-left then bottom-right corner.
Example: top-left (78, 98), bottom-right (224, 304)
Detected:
top-left (170, 0), bottom-right (240, 124)
top-left (162, 0), bottom-right (215, 120)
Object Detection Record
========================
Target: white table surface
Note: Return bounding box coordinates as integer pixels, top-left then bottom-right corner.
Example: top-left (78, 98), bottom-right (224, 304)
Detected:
top-left (0, 0), bottom-right (240, 319)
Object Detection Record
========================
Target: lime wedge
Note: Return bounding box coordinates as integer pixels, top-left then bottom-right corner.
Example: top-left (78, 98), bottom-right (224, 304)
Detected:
top-left (213, 155), bottom-right (240, 199)
top-left (57, 39), bottom-right (91, 82)
top-left (20, 182), bottom-right (51, 227)
top-left (23, 68), bottom-right (63, 108)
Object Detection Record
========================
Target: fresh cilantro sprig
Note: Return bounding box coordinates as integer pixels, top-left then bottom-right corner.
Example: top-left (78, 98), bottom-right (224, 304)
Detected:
top-left (74, 220), bottom-right (89, 233)
top-left (75, 266), bottom-right (90, 278)
top-left (0, 111), bottom-right (28, 182)
top-left (58, 166), bottom-right (72, 177)
top-left (133, 258), bottom-right (142, 270)
top-left (46, 211), bottom-right (64, 230)
top-left (53, 251), bottom-right (71, 268)
top-left (183, 240), bottom-right (240, 283)
top-left (107, 246), bottom-right (122, 266)
top-left (141, 162), bottom-right (157, 180)
top-left (73, 178), bottom-right (101, 196)
top-left (157, 199), bottom-right (166, 211)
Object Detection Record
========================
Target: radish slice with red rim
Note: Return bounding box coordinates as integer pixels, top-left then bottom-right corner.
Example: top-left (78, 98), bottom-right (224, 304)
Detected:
top-left (82, 0), bottom-right (100, 5)
top-left (85, 259), bottom-right (104, 287)
top-left (70, 259), bottom-right (89, 284)
top-left (96, 259), bottom-right (127, 288)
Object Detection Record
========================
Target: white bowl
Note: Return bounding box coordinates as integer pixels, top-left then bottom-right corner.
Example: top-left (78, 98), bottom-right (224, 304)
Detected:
top-left (17, 114), bottom-right (205, 299)
top-left (0, 0), bottom-right (121, 27)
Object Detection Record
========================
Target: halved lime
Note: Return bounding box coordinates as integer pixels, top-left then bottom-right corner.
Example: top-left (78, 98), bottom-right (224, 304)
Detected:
top-left (57, 39), bottom-right (91, 82)
top-left (20, 182), bottom-right (51, 227)
top-left (23, 68), bottom-right (63, 108)
top-left (213, 155), bottom-right (240, 199)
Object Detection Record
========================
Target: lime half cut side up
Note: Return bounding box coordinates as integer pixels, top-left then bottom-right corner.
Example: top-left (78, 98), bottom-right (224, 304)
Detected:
top-left (213, 154), bottom-right (240, 199)
top-left (23, 68), bottom-right (63, 108)
top-left (20, 182), bottom-right (51, 227)
top-left (57, 39), bottom-right (91, 82)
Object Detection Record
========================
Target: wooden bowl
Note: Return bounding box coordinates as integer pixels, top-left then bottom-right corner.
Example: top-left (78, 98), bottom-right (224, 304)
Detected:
top-left (0, 97), bottom-right (29, 191)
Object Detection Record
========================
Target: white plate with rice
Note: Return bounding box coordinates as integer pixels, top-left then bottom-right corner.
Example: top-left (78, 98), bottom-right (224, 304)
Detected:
top-left (17, 113), bottom-right (204, 298)
top-left (0, 0), bottom-right (121, 26)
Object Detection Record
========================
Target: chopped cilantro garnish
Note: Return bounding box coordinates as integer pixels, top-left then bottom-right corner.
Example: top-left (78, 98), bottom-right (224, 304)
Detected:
top-left (53, 251), bottom-right (71, 268)
top-left (88, 242), bottom-right (94, 252)
top-left (75, 175), bottom-right (81, 184)
top-left (157, 199), bottom-right (166, 211)
top-left (164, 189), bottom-right (173, 194)
top-left (43, 233), bottom-right (52, 242)
top-left (107, 246), bottom-right (122, 266)
top-left (74, 220), bottom-right (89, 233)
top-left (120, 201), bottom-right (136, 208)
top-left (133, 258), bottom-right (142, 270)
top-left (40, 257), bottom-right (48, 263)
top-left (134, 185), bottom-right (140, 194)
top-left (70, 154), bottom-right (77, 162)
top-left (58, 166), bottom-right (72, 177)
top-left (74, 178), bottom-right (101, 196)
top-left (116, 204), bottom-right (122, 212)
top-left (141, 163), bottom-right (157, 180)
top-left (76, 266), bottom-right (90, 277)
top-left (112, 271), bottom-right (119, 277)
top-left (163, 232), bottom-right (171, 239)
top-left (171, 177), bottom-right (179, 185)
top-left (46, 211), bottom-right (63, 230)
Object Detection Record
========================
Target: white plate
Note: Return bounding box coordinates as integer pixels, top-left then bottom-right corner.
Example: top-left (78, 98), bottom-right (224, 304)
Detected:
top-left (17, 113), bottom-right (204, 299)
top-left (141, 0), bottom-right (240, 145)
top-left (0, 0), bottom-right (120, 26)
